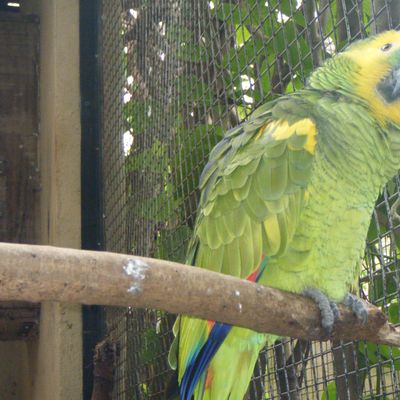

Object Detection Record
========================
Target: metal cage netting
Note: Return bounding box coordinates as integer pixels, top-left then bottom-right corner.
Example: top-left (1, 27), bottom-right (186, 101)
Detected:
top-left (98, 1), bottom-right (400, 398)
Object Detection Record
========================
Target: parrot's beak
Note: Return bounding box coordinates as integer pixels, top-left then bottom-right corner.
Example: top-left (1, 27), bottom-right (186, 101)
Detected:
top-left (392, 67), bottom-right (400, 99)
top-left (377, 64), bottom-right (400, 103)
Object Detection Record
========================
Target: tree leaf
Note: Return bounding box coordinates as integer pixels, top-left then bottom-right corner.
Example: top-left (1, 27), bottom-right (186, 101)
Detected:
top-left (322, 381), bottom-right (337, 400)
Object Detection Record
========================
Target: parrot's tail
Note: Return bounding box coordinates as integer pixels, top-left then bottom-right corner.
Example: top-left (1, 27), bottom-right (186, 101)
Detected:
top-left (165, 340), bottom-right (265, 400)
top-left (197, 328), bottom-right (267, 400)
top-left (174, 327), bottom-right (267, 400)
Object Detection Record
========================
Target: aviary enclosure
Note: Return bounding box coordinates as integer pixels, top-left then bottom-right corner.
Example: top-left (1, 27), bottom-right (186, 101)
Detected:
top-left (93, 0), bottom-right (400, 398)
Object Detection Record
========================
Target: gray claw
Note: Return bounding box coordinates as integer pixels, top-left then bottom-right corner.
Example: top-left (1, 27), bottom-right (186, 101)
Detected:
top-left (343, 293), bottom-right (368, 324)
top-left (303, 288), bottom-right (338, 335)
top-left (329, 301), bottom-right (340, 321)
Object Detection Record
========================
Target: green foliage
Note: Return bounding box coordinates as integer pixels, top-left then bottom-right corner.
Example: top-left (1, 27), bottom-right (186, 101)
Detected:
top-left (322, 382), bottom-right (336, 400)
top-left (155, 225), bottom-right (192, 263)
top-left (139, 327), bottom-right (163, 364)
top-left (126, 138), bottom-right (167, 174)
top-left (359, 340), bottom-right (400, 371)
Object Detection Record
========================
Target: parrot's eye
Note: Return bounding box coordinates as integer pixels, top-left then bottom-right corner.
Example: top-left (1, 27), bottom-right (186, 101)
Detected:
top-left (381, 43), bottom-right (392, 52)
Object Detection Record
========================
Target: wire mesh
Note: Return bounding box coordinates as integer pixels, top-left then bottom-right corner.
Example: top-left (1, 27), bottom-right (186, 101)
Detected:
top-left (98, 1), bottom-right (400, 398)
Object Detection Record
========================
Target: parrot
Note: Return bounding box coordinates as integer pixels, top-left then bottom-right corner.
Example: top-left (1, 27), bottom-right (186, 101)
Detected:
top-left (167, 30), bottom-right (400, 400)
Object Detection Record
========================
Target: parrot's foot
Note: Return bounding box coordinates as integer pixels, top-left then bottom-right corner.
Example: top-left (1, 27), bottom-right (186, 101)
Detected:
top-left (343, 293), bottom-right (368, 324)
top-left (303, 288), bottom-right (339, 335)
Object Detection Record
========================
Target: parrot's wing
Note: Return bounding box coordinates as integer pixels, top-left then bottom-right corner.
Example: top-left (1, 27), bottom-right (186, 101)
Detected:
top-left (194, 102), bottom-right (316, 277)
top-left (175, 99), bottom-right (318, 397)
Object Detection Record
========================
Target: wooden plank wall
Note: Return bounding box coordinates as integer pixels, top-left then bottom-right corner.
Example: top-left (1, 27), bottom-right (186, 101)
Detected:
top-left (0, 13), bottom-right (39, 244)
top-left (0, 13), bottom-right (40, 340)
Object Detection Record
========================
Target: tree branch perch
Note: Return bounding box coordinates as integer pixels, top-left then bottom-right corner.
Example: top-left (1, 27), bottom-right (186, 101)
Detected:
top-left (0, 242), bottom-right (399, 346)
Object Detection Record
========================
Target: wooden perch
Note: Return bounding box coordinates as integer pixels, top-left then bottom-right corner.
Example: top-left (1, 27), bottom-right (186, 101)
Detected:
top-left (0, 242), bottom-right (399, 346)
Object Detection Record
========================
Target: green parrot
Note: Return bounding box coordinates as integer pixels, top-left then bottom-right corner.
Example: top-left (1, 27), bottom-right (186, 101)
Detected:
top-left (168, 30), bottom-right (400, 400)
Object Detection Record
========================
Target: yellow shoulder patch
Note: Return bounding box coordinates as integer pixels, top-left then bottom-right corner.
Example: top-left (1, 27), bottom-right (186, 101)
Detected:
top-left (257, 118), bottom-right (318, 154)
top-left (293, 119), bottom-right (318, 154)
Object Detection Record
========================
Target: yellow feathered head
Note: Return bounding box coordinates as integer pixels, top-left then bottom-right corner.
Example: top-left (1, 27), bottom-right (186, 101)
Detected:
top-left (309, 30), bottom-right (400, 126)
top-left (344, 30), bottom-right (400, 125)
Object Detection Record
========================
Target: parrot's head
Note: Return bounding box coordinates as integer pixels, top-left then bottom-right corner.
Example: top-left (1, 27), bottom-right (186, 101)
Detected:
top-left (310, 30), bottom-right (400, 127)
top-left (344, 30), bottom-right (400, 126)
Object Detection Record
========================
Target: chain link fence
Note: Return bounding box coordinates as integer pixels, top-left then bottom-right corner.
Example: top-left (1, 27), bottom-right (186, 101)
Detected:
top-left (98, 1), bottom-right (400, 398)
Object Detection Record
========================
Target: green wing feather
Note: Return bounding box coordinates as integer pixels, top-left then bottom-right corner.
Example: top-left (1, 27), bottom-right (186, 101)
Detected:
top-left (172, 96), bottom-right (318, 398)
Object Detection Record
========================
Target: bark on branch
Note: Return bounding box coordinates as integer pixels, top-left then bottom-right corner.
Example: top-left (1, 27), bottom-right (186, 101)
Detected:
top-left (0, 242), bottom-right (399, 346)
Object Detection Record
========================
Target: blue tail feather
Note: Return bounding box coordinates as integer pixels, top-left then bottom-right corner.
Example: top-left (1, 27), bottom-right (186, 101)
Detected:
top-left (179, 256), bottom-right (268, 399)
top-left (180, 323), bottom-right (232, 400)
